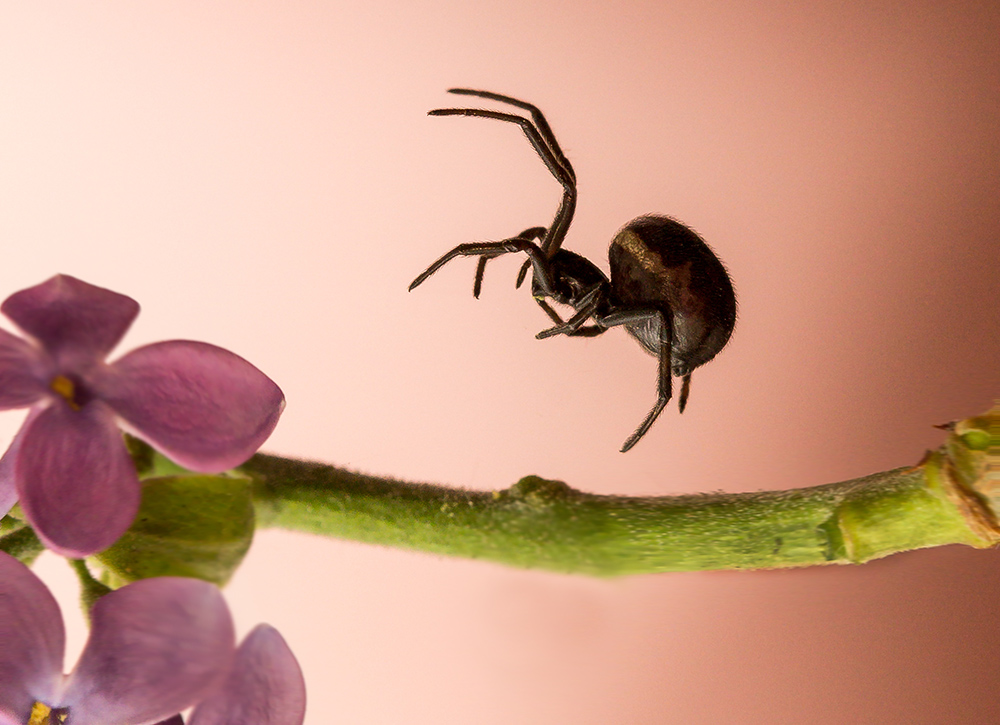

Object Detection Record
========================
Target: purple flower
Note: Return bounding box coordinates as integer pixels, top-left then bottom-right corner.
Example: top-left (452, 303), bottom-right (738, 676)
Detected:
top-left (0, 551), bottom-right (236, 725)
top-left (185, 624), bottom-right (306, 725)
top-left (0, 552), bottom-right (306, 725)
top-left (0, 275), bottom-right (284, 557)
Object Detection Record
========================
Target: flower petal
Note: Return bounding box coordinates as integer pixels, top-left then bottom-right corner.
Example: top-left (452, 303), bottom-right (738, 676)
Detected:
top-left (0, 552), bottom-right (65, 722)
top-left (0, 328), bottom-right (48, 410)
top-left (0, 426), bottom-right (21, 519)
top-left (60, 577), bottom-right (235, 725)
top-left (15, 401), bottom-right (140, 558)
top-left (188, 625), bottom-right (306, 725)
top-left (98, 340), bottom-right (284, 472)
top-left (1, 275), bottom-right (139, 366)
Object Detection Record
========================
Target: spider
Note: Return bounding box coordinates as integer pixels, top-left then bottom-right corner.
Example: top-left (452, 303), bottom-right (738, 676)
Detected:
top-left (410, 88), bottom-right (737, 452)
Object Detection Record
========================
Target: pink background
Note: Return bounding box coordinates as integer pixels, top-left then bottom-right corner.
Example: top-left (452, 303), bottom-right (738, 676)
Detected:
top-left (3, 2), bottom-right (999, 722)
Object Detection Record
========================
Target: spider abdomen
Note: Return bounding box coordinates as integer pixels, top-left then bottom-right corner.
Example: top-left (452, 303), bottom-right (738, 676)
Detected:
top-left (609, 215), bottom-right (736, 371)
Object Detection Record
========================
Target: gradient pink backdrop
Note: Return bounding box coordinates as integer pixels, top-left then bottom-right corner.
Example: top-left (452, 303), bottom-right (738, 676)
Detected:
top-left (2, 2), bottom-right (999, 723)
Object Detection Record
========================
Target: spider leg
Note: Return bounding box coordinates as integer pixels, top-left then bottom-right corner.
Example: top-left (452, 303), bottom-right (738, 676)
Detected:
top-left (446, 89), bottom-right (576, 184)
top-left (515, 258), bottom-right (531, 289)
top-left (429, 105), bottom-right (577, 259)
top-left (446, 91), bottom-right (576, 257)
top-left (678, 373), bottom-right (692, 413)
top-left (535, 284), bottom-right (604, 339)
top-left (474, 227), bottom-right (546, 297)
top-left (509, 226), bottom-right (546, 290)
top-left (534, 298), bottom-right (566, 326)
top-left (589, 308), bottom-right (673, 453)
top-left (429, 108), bottom-right (571, 194)
top-left (472, 256), bottom-right (492, 298)
top-left (410, 238), bottom-right (554, 293)
top-left (450, 227), bottom-right (545, 298)
top-left (533, 298), bottom-right (607, 335)
top-left (564, 325), bottom-right (606, 337)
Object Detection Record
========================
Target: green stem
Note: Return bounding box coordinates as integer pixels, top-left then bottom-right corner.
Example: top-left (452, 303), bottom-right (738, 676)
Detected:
top-left (68, 558), bottom-right (112, 617)
top-left (0, 520), bottom-right (44, 566)
top-left (246, 405), bottom-right (1000, 575)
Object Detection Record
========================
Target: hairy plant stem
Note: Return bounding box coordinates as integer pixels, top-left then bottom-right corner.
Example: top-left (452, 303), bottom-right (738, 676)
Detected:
top-left (245, 404), bottom-right (1000, 575)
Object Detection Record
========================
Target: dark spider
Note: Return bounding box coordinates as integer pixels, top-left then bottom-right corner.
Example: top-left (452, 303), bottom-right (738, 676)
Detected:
top-left (410, 88), bottom-right (737, 452)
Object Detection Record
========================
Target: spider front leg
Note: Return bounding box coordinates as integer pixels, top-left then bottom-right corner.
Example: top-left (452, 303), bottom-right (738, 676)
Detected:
top-left (534, 298), bottom-right (566, 326)
top-left (473, 227), bottom-right (546, 298)
top-left (429, 105), bottom-right (577, 260)
top-left (534, 284), bottom-right (605, 339)
top-left (533, 296), bottom-right (606, 335)
top-left (409, 236), bottom-right (553, 294)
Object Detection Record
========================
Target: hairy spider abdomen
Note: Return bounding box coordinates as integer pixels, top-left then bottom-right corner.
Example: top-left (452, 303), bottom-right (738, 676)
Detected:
top-left (609, 215), bottom-right (736, 371)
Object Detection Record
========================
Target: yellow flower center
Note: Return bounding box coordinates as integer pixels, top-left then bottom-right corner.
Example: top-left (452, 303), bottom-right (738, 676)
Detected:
top-left (29, 702), bottom-right (68, 725)
top-left (49, 375), bottom-right (80, 411)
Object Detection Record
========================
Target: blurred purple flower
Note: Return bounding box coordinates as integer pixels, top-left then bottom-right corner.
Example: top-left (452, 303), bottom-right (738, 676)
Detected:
top-left (0, 552), bottom-right (305, 725)
top-left (0, 551), bottom-right (236, 725)
top-left (0, 274), bottom-right (284, 557)
top-left (183, 624), bottom-right (306, 725)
